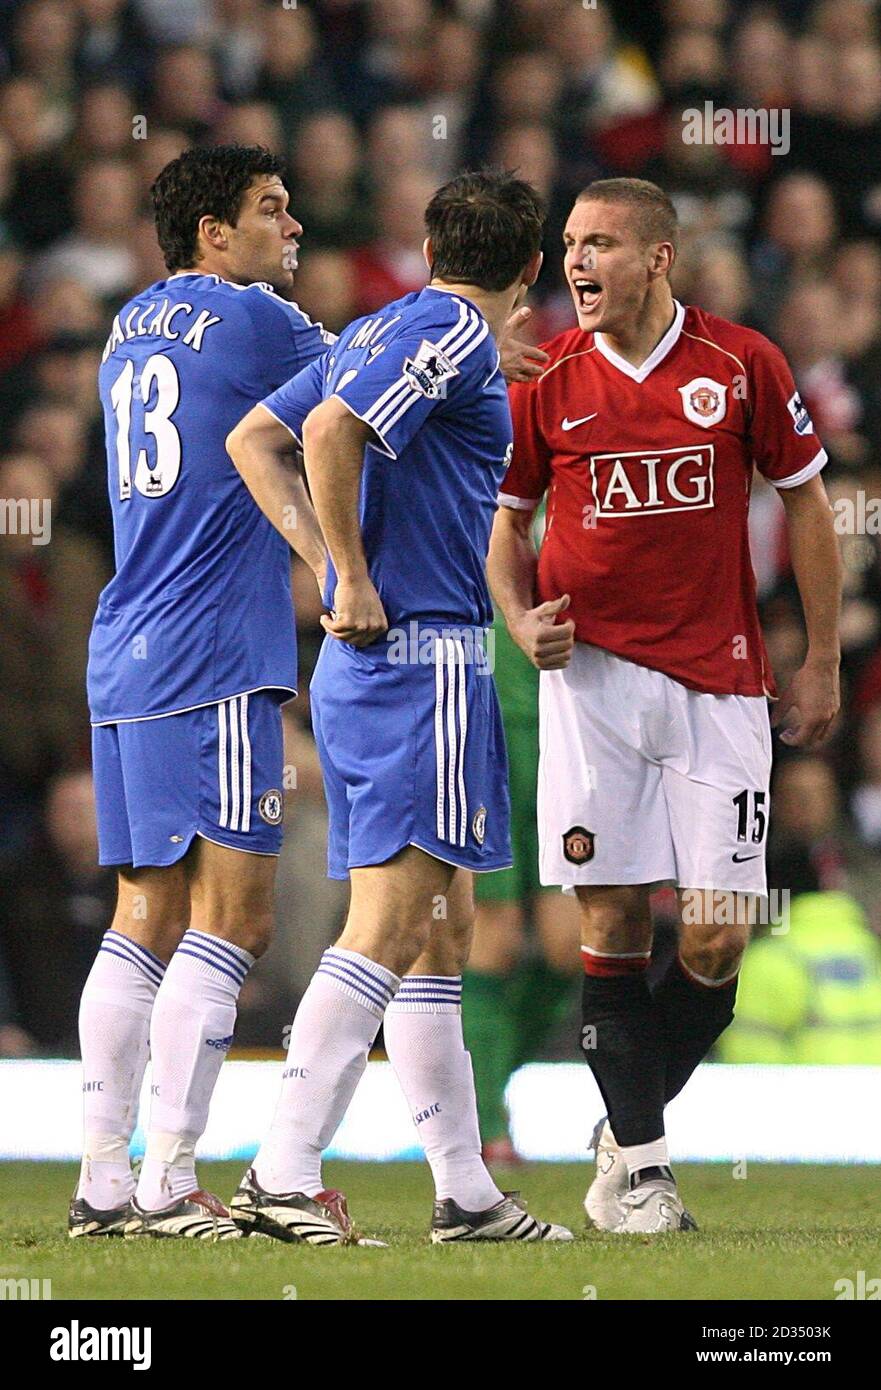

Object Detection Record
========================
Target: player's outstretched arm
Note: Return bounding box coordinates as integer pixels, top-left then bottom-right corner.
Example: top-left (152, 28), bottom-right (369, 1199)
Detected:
top-left (488, 505), bottom-right (575, 670)
top-left (301, 395), bottom-right (388, 647)
top-left (498, 306), bottom-right (550, 384)
top-left (773, 473), bottom-right (842, 748)
top-left (226, 404), bottom-right (328, 589)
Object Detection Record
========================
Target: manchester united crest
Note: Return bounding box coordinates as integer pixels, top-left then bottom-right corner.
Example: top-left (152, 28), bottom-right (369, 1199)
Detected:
top-left (678, 376), bottom-right (728, 429)
top-left (563, 825), bottom-right (595, 865)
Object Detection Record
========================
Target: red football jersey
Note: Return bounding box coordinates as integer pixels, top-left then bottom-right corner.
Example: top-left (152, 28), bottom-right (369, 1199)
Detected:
top-left (501, 301), bottom-right (827, 697)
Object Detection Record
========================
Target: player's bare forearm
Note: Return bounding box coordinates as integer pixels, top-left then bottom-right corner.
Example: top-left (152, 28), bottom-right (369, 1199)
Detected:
top-left (226, 405), bottom-right (327, 582)
top-left (302, 396), bottom-right (371, 582)
top-left (774, 474), bottom-right (842, 747)
top-left (488, 506), bottom-right (575, 670)
top-left (488, 505), bottom-right (539, 624)
top-left (780, 474), bottom-right (842, 661)
top-left (301, 395), bottom-right (388, 644)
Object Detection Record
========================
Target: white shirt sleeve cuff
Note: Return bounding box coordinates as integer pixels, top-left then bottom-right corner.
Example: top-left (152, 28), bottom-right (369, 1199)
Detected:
top-left (497, 492), bottom-right (540, 510)
top-left (771, 447), bottom-right (828, 489)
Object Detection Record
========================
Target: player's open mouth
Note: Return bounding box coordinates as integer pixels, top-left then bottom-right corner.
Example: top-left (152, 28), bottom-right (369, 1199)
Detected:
top-left (574, 279), bottom-right (603, 313)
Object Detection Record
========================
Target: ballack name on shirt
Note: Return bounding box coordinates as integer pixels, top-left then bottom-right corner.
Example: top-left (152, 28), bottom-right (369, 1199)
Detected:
top-left (102, 299), bottom-right (222, 363)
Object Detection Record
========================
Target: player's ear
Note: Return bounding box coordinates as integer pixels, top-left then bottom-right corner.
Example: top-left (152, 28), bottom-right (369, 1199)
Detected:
top-left (423, 235), bottom-right (434, 274)
top-left (649, 241), bottom-right (675, 280)
top-left (523, 249), bottom-right (543, 289)
top-left (199, 214), bottom-right (228, 253)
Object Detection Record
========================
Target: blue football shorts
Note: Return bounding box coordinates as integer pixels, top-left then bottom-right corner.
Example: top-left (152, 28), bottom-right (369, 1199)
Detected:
top-left (92, 690), bottom-right (286, 868)
top-left (310, 626), bottom-right (512, 880)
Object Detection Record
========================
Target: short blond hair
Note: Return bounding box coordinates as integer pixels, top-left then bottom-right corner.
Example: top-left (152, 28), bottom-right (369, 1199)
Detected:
top-left (577, 178), bottom-right (679, 252)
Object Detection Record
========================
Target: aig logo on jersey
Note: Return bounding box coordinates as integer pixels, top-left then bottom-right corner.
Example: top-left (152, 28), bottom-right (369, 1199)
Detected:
top-left (678, 376), bottom-right (728, 428)
top-left (589, 444), bottom-right (714, 517)
top-left (403, 339), bottom-right (459, 399)
top-left (258, 790), bottom-right (284, 826)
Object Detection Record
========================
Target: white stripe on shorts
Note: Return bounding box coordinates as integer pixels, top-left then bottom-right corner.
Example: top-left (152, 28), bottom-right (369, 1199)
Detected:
top-left (445, 640), bottom-right (458, 844)
top-left (454, 640), bottom-right (468, 847)
top-left (229, 697), bottom-right (241, 831)
top-left (218, 701), bottom-right (229, 828)
top-left (435, 646), bottom-right (446, 838)
top-left (239, 693), bottom-right (251, 833)
top-left (432, 638), bottom-right (469, 845)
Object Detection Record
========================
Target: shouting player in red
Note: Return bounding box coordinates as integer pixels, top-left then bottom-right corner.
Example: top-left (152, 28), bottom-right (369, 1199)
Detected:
top-left (489, 178), bottom-right (842, 1233)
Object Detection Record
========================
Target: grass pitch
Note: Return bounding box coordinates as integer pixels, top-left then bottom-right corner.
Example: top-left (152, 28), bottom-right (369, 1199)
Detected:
top-left (1, 1161), bottom-right (878, 1301)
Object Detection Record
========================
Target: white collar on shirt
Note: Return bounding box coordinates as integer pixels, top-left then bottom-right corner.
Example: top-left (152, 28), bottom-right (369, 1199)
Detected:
top-left (594, 298), bottom-right (686, 384)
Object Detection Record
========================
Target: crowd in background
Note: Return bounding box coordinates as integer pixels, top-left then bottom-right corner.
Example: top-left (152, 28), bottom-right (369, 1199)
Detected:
top-left (1, 0), bottom-right (881, 1061)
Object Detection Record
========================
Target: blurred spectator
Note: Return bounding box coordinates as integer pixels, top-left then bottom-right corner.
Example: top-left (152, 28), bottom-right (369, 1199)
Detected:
top-left (149, 45), bottom-right (225, 142)
top-left (776, 280), bottom-right (867, 467)
top-left (254, 4), bottom-right (340, 138)
top-left (290, 248), bottom-right (357, 335)
top-left (675, 238), bottom-right (752, 325)
top-left (349, 168), bottom-right (433, 315)
top-left (75, 0), bottom-right (153, 96)
top-left (0, 770), bottom-right (115, 1051)
top-left (832, 240), bottom-right (881, 362)
top-left (0, 77), bottom-right (73, 247)
top-left (547, 1), bottom-right (657, 136)
top-left (750, 174), bottom-right (839, 331)
top-left (214, 99), bottom-right (283, 155)
top-left (11, 0), bottom-right (80, 140)
top-left (852, 705), bottom-right (881, 851)
top-left (68, 81), bottom-right (137, 162)
top-left (416, 16), bottom-right (481, 177)
top-left (290, 110), bottom-right (370, 251)
top-left (0, 451), bottom-right (107, 861)
top-left (35, 157), bottom-right (140, 301)
top-left (768, 757), bottom-right (881, 930)
top-left (0, 230), bottom-right (39, 373)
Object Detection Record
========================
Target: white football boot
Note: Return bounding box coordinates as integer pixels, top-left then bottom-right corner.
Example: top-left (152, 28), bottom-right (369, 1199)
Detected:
top-left (584, 1116), bottom-right (628, 1231)
top-left (614, 1177), bottom-right (698, 1234)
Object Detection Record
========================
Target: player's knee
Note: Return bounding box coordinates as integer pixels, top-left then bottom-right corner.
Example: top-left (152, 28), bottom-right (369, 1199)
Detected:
top-left (576, 886), bottom-right (651, 954)
top-left (681, 922), bottom-right (749, 982)
top-left (339, 918), bottom-right (431, 979)
top-left (192, 888), bottom-right (275, 957)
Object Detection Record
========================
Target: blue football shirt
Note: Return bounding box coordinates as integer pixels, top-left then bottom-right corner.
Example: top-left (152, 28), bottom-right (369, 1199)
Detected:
top-left (88, 272), bottom-right (333, 724)
top-left (262, 286), bottom-right (513, 630)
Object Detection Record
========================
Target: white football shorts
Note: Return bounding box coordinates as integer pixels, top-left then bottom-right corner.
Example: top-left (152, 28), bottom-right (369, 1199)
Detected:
top-left (537, 644), bottom-right (771, 893)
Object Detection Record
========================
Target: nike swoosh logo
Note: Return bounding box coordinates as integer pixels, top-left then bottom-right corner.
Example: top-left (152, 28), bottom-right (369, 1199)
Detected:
top-left (561, 413), bottom-right (598, 431)
top-left (732, 852), bottom-right (760, 863)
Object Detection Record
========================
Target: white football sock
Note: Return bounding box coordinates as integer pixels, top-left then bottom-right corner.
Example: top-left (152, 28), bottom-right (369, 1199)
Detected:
top-left (253, 947), bottom-right (399, 1197)
top-left (135, 929), bottom-right (253, 1211)
top-left (77, 930), bottom-right (165, 1209)
top-left (622, 1136), bottom-right (670, 1183)
top-left (383, 976), bottom-right (503, 1212)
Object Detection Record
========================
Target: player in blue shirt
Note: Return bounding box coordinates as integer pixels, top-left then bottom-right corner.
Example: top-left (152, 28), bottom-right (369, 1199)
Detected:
top-left (226, 171), bottom-right (573, 1243)
top-left (72, 146), bottom-right (332, 1240)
